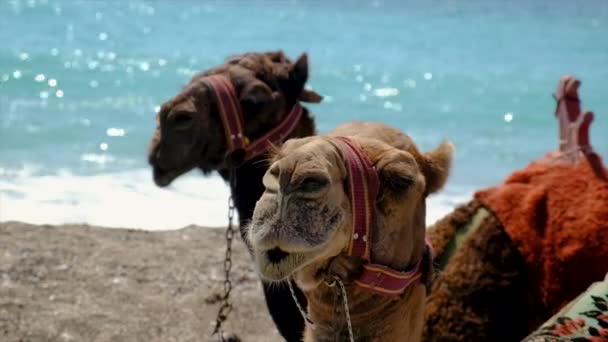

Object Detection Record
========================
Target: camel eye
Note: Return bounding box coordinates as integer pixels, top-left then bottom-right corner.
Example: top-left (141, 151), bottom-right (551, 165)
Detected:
top-left (172, 112), bottom-right (193, 129)
top-left (241, 96), bottom-right (267, 113)
top-left (298, 176), bottom-right (329, 193)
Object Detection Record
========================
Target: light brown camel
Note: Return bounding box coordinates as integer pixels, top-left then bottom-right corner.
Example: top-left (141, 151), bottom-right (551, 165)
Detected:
top-left (248, 122), bottom-right (453, 341)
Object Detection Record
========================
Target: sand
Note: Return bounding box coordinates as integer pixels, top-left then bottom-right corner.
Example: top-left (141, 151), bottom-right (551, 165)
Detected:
top-left (0, 221), bottom-right (282, 342)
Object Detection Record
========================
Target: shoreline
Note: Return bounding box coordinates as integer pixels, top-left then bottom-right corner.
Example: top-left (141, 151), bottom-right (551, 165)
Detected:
top-left (0, 221), bottom-right (281, 342)
top-left (1, 168), bottom-right (471, 231)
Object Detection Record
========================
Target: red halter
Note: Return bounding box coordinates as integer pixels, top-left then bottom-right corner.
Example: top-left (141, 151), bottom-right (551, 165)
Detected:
top-left (202, 74), bottom-right (304, 163)
top-left (333, 137), bottom-right (430, 297)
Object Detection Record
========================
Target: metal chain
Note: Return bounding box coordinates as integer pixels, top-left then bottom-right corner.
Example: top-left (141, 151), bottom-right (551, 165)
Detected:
top-left (212, 169), bottom-right (237, 341)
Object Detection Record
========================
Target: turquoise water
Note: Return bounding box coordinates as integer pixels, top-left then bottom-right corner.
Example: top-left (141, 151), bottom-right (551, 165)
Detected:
top-left (1, 0), bottom-right (607, 227)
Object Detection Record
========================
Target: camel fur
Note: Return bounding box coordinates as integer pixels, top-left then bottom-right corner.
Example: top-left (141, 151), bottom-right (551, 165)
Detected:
top-left (147, 51), bottom-right (321, 341)
top-left (248, 122), bottom-right (453, 341)
top-left (422, 76), bottom-right (608, 342)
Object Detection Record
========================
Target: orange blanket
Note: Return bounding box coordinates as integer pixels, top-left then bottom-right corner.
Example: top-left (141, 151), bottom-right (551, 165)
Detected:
top-left (475, 160), bottom-right (608, 313)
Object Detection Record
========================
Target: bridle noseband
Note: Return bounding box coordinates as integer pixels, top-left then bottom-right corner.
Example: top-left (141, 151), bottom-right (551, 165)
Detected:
top-left (333, 136), bottom-right (432, 297)
top-left (201, 74), bottom-right (304, 164)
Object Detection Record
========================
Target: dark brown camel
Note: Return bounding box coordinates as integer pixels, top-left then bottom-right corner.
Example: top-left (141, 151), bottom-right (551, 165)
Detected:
top-left (147, 51), bottom-right (322, 341)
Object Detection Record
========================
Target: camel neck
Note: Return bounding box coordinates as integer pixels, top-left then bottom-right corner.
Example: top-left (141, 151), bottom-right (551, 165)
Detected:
top-left (305, 282), bottom-right (425, 341)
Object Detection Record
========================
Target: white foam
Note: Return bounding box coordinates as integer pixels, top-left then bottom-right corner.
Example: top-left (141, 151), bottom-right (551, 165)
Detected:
top-left (0, 169), bottom-right (232, 230)
top-left (0, 169), bottom-right (472, 230)
top-left (426, 186), bottom-right (474, 226)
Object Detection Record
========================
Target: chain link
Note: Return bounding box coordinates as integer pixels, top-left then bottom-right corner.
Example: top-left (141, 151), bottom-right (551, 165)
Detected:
top-left (212, 169), bottom-right (237, 341)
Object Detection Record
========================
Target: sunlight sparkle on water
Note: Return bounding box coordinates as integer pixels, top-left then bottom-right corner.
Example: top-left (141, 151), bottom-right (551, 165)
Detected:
top-left (55, 90), bottom-right (64, 98)
top-left (35, 74), bottom-right (46, 82)
top-left (13, 70), bottom-right (22, 79)
top-left (424, 72), bottom-right (433, 80)
top-left (504, 112), bottom-right (514, 123)
top-left (373, 87), bottom-right (399, 97)
top-left (99, 142), bottom-right (109, 151)
top-left (106, 128), bottom-right (125, 137)
top-left (48, 79), bottom-right (57, 87)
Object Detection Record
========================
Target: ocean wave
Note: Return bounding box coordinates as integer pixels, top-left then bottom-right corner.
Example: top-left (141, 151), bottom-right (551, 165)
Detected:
top-left (0, 169), bottom-right (231, 230)
top-left (0, 168), bottom-right (472, 230)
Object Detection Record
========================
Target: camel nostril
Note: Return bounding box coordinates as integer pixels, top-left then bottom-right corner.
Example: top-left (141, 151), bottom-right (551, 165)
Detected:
top-left (267, 247), bottom-right (289, 264)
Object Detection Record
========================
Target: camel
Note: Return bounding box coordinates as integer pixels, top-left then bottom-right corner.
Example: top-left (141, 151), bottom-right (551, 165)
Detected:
top-left (422, 75), bottom-right (608, 342)
top-left (147, 51), bottom-right (322, 341)
top-left (248, 122), bottom-right (453, 341)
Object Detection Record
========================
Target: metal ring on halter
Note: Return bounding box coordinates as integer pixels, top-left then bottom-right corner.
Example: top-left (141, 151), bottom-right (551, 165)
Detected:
top-left (324, 277), bottom-right (337, 288)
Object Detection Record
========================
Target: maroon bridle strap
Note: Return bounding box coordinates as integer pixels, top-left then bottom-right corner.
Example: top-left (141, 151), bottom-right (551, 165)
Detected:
top-left (202, 74), bottom-right (304, 162)
top-left (333, 136), bottom-right (428, 297)
top-left (244, 102), bottom-right (303, 161)
top-left (333, 137), bottom-right (379, 260)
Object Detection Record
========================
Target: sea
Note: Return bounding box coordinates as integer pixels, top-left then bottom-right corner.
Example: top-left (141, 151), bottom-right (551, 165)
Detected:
top-left (1, 0), bottom-right (607, 229)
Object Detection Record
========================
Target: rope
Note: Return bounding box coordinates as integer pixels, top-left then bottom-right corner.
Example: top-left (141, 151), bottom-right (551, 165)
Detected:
top-left (288, 279), bottom-right (315, 328)
top-left (332, 275), bottom-right (355, 342)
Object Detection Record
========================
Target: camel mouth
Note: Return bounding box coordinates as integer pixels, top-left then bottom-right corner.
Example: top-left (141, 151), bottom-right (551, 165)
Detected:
top-left (152, 165), bottom-right (192, 187)
top-left (256, 248), bottom-right (313, 281)
top-left (267, 247), bottom-right (290, 263)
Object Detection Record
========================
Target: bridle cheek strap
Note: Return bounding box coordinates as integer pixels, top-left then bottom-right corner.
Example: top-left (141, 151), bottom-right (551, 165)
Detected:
top-left (334, 137), bottom-right (431, 297)
top-left (202, 75), bottom-right (303, 162)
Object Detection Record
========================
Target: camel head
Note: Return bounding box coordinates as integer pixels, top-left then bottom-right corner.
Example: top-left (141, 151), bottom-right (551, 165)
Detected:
top-left (248, 133), bottom-right (453, 290)
top-left (148, 51), bottom-right (322, 187)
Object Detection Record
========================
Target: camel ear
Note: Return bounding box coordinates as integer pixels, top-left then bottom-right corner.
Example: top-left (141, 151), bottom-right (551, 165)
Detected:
top-left (376, 149), bottom-right (418, 198)
top-left (422, 141), bottom-right (454, 194)
top-left (299, 89), bottom-right (323, 103)
top-left (289, 53), bottom-right (323, 103)
top-left (290, 53), bottom-right (309, 85)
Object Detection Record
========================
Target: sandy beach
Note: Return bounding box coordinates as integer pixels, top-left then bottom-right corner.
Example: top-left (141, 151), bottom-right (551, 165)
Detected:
top-left (0, 221), bottom-right (282, 342)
